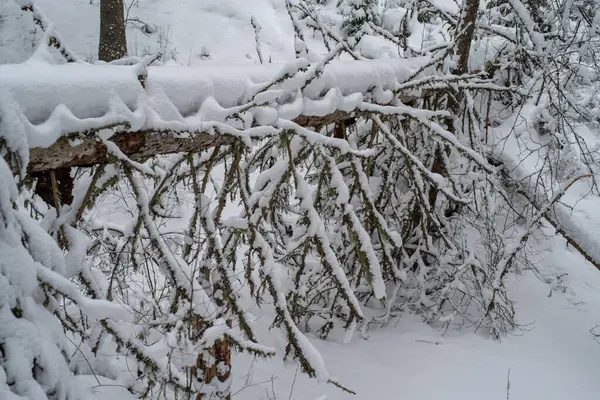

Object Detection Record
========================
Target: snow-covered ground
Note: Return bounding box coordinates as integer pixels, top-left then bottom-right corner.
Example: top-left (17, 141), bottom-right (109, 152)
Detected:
top-left (81, 172), bottom-right (600, 400)
top-left (2, 0), bottom-right (600, 399)
top-left (220, 216), bottom-right (600, 400)
top-left (1, 0), bottom-right (297, 64)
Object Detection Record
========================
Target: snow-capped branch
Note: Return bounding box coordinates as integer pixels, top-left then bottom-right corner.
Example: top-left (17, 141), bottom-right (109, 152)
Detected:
top-left (1, 56), bottom-right (429, 173)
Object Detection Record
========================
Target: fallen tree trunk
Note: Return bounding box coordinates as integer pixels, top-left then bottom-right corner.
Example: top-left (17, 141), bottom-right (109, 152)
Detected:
top-left (0, 58), bottom-right (421, 174)
top-left (497, 167), bottom-right (600, 272)
top-left (23, 110), bottom-right (352, 173)
top-left (522, 189), bottom-right (600, 272)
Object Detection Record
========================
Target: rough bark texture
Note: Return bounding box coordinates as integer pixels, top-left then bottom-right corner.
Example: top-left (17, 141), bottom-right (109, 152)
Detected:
top-left (429, 0), bottom-right (481, 210)
top-left (27, 130), bottom-right (230, 173)
top-left (30, 168), bottom-right (74, 206)
top-left (195, 337), bottom-right (232, 400)
top-left (23, 110), bottom-right (356, 173)
top-left (453, 0), bottom-right (480, 77)
top-left (446, 0), bottom-right (480, 115)
top-left (99, 0), bottom-right (127, 62)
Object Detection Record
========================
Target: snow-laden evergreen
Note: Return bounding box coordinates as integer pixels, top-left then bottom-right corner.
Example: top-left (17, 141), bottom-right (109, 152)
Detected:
top-left (338, 0), bottom-right (381, 48)
top-left (0, 110), bottom-right (129, 400)
top-left (0, 158), bottom-right (81, 400)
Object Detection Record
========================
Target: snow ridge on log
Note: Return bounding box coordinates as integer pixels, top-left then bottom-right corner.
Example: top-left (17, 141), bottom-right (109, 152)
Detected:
top-left (0, 59), bottom-right (424, 136)
top-left (0, 58), bottom-right (427, 172)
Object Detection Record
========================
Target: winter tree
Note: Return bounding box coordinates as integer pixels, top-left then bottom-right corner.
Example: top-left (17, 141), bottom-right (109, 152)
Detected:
top-left (99, 0), bottom-right (127, 61)
top-left (2, 0), bottom-right (600, 399)
top-left (338, 0), bottom-right (380, 48)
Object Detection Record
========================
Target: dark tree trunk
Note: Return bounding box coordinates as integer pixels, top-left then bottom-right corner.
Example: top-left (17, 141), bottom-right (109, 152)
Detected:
top-left (32, 0), bottom-right (128, 208)
top-left (453, 0), bottom-right (480, 77)
top-left (30, 168), bottom-right (74, 207)
top-left (99, 0), bottom-right (127, 62)
top-left (429, 0), bottom-right (480, 214)
top-left (18, 111), bottom-right (356, 174)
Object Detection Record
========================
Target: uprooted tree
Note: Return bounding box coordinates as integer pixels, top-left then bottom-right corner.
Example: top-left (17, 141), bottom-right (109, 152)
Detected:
top-left (2, 0), bottom-right (600, 399)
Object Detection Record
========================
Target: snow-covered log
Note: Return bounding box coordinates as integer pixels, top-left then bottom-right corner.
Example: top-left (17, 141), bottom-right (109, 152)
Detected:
top-left (24, 111), bottom-right (351, 172)
top-left (0, 58), bottom-right (425, 172)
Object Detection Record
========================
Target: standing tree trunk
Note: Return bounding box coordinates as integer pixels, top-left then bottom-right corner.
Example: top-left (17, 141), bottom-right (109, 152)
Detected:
top-left (428, 0), bottom-right (481, 212)
top-left (99, 0), bottom-right (127, 61)
top-left (452, 0), bottom-right (480, 77)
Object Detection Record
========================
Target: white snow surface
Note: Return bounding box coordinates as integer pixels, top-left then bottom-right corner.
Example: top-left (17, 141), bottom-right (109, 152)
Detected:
top-left (0, 0), bottom-right (303, 65)
top-left (0, 58), bottom-right (427, 150)
top-left (229, 237), bottom-right (600, 400)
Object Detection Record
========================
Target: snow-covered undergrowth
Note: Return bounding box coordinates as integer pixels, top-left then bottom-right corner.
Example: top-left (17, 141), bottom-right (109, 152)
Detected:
top-left (2, 0), bottom-right (600, 399)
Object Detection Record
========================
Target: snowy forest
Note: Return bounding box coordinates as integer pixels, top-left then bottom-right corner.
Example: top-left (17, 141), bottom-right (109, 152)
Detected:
top-left (1, 0), bottom-right (600, 398)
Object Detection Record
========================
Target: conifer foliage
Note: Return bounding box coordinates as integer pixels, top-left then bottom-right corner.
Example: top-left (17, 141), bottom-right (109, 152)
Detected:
top-left (2, 0), bottom-right (600, 399)
top-left (0, 121), bottom-right (128, 399)
top-left (338, 0), bottom-right (380, 48)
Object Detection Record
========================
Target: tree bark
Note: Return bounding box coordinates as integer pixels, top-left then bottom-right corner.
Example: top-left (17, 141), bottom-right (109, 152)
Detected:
top-left (34, 0), bottom-right (128, 207)
top-left (453, 0), bottom-right (480, 77)
top-left (29, 168), bottom-right (74, 206)
top-left (428, 0), bottom-right (480, 214)
top-left (99, 0), bottom-right (127, 62)
top-left (20, 111), bottom-right (354, 174)
top-left (193, 322), bottom-right (233, 400)
top-left (446, 0), bottom-right (480, 114)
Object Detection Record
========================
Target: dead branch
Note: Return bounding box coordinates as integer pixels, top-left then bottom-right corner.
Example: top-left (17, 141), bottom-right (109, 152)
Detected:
top-left (21, 110), bottom-right (354, 173)
top-left (501, 169), bottom-right (600, 272)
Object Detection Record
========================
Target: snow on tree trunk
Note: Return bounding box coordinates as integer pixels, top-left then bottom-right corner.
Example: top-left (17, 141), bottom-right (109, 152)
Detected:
top-left (99, 0), bottom-right (127, 62)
